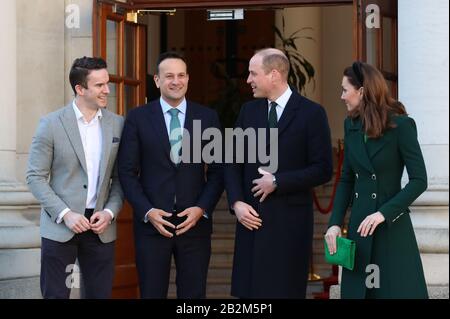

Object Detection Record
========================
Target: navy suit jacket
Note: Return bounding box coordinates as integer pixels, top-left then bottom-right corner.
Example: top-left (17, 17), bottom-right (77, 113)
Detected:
top-left (118, 100), bottom-right (224, 236)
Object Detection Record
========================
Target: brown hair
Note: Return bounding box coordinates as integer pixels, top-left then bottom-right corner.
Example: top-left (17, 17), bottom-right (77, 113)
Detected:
top-left (344, 61), bottom-right (407, 138)
top-left (256, 48), bottom-right (290, 80)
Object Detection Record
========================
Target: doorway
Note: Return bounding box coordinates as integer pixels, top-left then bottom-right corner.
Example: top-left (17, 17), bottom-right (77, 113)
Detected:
top-left (93, 0), bottom-right (397, 298)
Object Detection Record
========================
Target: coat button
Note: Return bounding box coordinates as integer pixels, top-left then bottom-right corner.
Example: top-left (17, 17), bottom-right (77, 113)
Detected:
top-left (371, 174), bottom-right (377, 180)
top-left (355, 193), bottom-right (359, 199)
top-left (355, 173), bottom-right (359, 179)
top-left (83, 185), bottom-right (87, 189)
top-left (371, 193), bottom-right (377, 199)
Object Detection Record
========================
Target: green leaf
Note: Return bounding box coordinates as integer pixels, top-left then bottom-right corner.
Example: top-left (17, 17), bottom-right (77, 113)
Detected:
top-left (290, 27), bottom-right (313, 37)
top-left (273, 26), bottom-right (284, 41)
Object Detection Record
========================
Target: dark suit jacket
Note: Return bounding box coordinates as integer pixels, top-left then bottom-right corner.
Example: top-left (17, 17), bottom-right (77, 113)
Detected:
top-left (118, 100), bottom-right (224, 237)
top-left (225, 90), bottom-right (333, 298)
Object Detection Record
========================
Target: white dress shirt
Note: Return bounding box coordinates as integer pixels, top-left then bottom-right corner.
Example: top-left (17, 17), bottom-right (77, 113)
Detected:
top-left (160, 97), bottom-right (187, 137)
top-left (57, 101), bottom-right (113, 223)
top-left (267, 86), bottom-right (292, 121)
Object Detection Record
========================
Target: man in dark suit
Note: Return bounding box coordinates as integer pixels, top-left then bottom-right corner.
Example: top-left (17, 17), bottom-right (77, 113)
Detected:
top-left (26, 57), bottom-right (124, 298)
top-left (225, 48), bottom-right (333, 298)
top-left (118, 52), bottom-right (224, 298)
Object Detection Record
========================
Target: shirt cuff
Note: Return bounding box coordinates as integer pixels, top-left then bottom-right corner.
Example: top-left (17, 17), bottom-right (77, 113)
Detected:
top-left (57, 208), bottom-right (71, 224)
top-left (104, 209), bottom-right (114, 220)
top-left (144, 208), bottom-right (154, 223)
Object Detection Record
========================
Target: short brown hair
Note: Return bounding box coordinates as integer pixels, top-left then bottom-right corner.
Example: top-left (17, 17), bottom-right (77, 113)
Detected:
top-left (257, 48), bottom-right (290, 80)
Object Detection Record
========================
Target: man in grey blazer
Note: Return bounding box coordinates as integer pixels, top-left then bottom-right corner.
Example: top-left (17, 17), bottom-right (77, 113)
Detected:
top-left (26, 57), bottom-right (124, 299)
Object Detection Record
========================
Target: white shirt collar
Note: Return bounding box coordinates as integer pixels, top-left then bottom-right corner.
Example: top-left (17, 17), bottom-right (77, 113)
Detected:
top-left (72, 100), bottom-right (103, 122)
top-left (269, 86), bottom-right (292, 109)
top-left (160, 97), bottom-right (187, 115)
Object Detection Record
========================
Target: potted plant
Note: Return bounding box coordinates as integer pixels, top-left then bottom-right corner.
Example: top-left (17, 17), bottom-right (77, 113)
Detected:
top-left (274, 15), bottom-right (316, 95)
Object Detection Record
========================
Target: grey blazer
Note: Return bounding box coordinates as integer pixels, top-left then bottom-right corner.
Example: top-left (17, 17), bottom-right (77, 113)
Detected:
top-left (26, 104), bottom-right (124, 243)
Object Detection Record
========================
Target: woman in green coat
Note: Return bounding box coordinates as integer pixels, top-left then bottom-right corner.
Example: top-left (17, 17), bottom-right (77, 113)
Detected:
top-left (325, 62), bottom-right (428, 299)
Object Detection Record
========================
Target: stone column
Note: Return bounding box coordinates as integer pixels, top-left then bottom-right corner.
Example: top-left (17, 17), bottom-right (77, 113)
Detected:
top-left (0, 0), bottom-right (70, 298)
top-left (0, 0), bottom-right (17, 184)
top-left (0, 0), bottom-right (42, 298)
top-left (398, 0), bottom-right (449, 298)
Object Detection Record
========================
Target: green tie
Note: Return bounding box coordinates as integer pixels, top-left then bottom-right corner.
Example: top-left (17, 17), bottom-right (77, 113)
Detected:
top-left (268, 101), bottom-right (278, 128)
top-left (168, 108), bottom-right (182, 164)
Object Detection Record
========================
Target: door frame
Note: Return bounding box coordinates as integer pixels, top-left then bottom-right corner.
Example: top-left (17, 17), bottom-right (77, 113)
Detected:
top-left (91, 0), bottom-right (398, 298)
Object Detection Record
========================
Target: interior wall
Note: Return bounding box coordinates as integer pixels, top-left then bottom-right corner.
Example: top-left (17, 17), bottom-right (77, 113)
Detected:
top-left (321, 6), bottom-right (353, 145)
top-left (276, 5), bottom-right (352, 146)
top-left (275, 8), bottom-right (323, 104)
top-left (141, 14), bottom-right (161, 75)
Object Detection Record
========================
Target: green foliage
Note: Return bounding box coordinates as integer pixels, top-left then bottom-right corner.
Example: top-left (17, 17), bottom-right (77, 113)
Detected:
top-left (274, 16), bottom-right (316, 95)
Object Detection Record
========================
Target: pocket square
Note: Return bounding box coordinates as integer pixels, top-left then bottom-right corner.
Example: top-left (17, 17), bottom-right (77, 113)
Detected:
top-left (112, 137), bottom-right (120, 143)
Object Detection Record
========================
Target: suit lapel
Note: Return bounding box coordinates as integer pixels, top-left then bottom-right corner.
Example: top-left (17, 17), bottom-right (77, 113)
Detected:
top-left (59, 104), bottom-right (87, 174)
top-left (148, 102), bottom-right (172, 161)
top-left (276, 93), bottom-right (299, 137)
top-left (347, 118), bottom-right (375, 173)
top-left (180, 102), bottom-right (194, 167)
top-left (98, 111), bottom-right (113, 189)
top-left (183, 102), bottom-right (194, 149)
top-left (366, 129), bottom-right (394, 159)
top-left (264, 92), bottom-right (298, 147)
top-left (252, 101), bottom-right (274, 148)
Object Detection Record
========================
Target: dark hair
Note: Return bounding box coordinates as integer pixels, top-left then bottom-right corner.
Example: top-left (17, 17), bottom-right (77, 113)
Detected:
top-left (69, 56), bottom-right (107, 96)
top-left (156, 52), bottom-right (187, 75)
top-left (344, 61), bottom-right (407, 138)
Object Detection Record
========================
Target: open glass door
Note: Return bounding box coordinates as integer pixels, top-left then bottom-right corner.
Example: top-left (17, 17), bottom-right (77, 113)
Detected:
top-left (354, 0), bottom-right (398, 98)
top-left (94, 0), bottom-right (147, 298)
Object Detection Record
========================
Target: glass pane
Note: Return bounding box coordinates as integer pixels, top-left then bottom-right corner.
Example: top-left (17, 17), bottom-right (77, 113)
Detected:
top-left (366, 27), bottom-right (378, 67)
top-left (124, 85), bottom-right (137, 114)
top-left (106, 20), bottom-right (118, 75)
top-left (382, 17), bottom-right (394, 73)
top-left (107, 83), bottom-right (118, 114)
top-left (124, 23), bottom-right (136, 78)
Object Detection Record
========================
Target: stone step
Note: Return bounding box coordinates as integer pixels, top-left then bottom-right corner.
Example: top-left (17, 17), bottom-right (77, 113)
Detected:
top-left (421, 253), bottom-right (449, 286)
top-left (213, 223), bottom-right (236, 234)
top-left (0, 248), bottom-right (40, 280)
top-left (213, 211), bottom-right (236, 224)
top-left (212, 232), bottom-right (235, 239)
top-left (0, 224), bottom-right (40, 249)
top-left (211, 239), bottom-right (235, 254)
top-left (209, 252), bottom-right (234, 265)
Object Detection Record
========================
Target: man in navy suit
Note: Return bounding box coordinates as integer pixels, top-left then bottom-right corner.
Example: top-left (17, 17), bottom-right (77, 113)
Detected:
top-left (225, 48), bottom-right (333, 298)
top-left (118, 52), bottom-right (224, 298)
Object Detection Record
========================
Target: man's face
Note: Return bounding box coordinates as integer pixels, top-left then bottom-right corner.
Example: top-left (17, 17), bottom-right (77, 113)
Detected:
top-left (154, 58), bottom-right (189, 107)
top-left (247, 55), bottom-right (272, 99)
top-left (77, 68), bottom-right (110, 109)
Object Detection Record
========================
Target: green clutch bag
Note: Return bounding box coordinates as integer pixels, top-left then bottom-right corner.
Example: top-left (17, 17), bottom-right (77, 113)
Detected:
top-left (324, 237), bottom-right (356, 270)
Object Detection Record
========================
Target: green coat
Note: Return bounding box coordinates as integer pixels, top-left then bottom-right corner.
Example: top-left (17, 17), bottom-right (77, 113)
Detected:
top-left (329, 115), bottom-right (428, 299)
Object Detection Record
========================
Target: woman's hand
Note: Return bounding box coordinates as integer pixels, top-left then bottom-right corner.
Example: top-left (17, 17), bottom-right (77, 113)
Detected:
top-left (357, 212), bottom-right (385, 237)
top-left (325, 225), bottom-right (342, 255)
